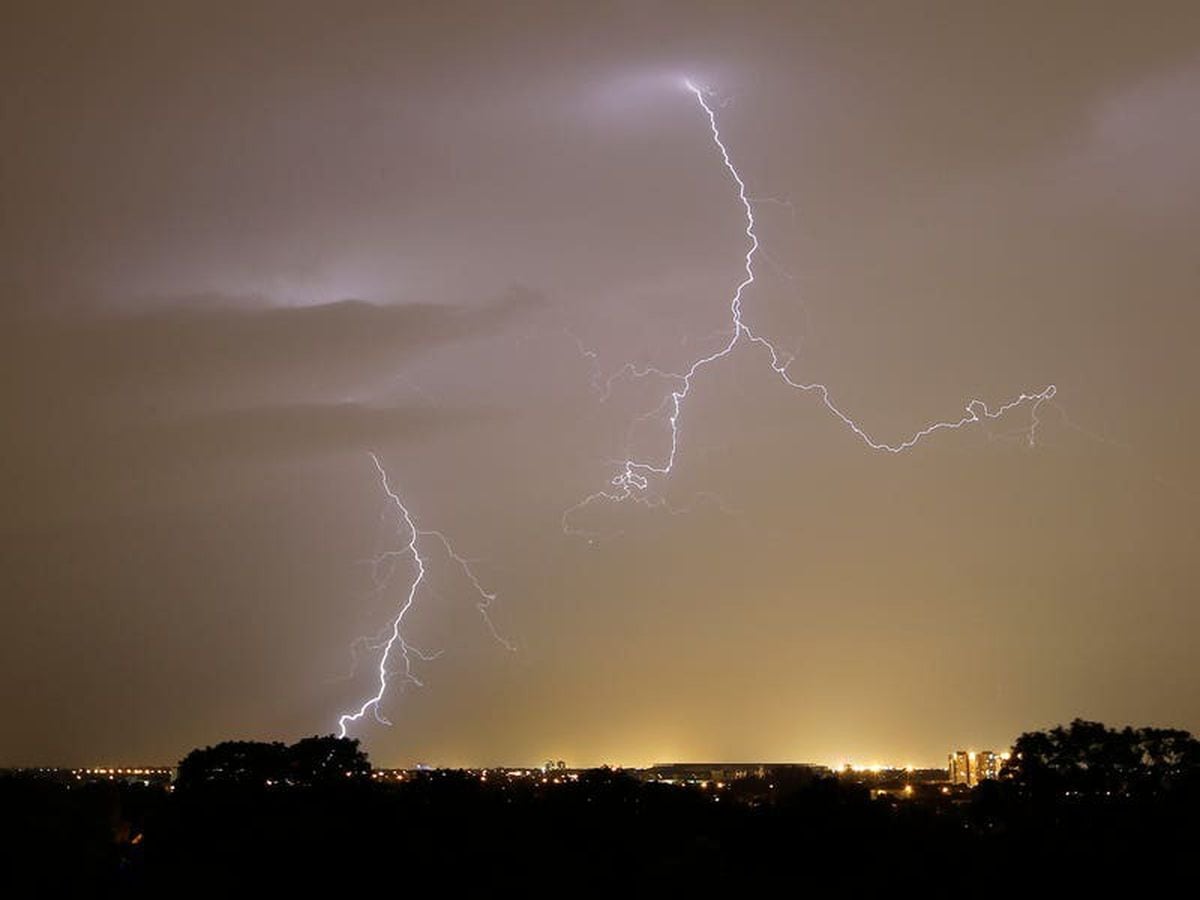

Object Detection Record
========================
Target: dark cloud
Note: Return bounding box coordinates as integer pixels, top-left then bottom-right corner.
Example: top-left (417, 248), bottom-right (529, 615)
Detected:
top-left (1, 293), bottom-right (535, 528)
top-left (2, 290), bottom-right (542, 402)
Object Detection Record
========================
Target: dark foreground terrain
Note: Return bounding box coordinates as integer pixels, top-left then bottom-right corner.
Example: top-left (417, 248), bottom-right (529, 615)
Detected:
top-left (4, 720), bottom-right (1198, 894)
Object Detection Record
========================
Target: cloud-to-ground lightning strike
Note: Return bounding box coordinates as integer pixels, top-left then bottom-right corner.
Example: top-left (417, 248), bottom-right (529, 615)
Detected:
top-left (564, 79), bottom-right (1056, 532)
top-left (337, 453), bottom-right (513, 738)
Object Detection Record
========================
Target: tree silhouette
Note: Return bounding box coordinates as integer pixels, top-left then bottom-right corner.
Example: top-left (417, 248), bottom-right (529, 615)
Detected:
top-left (176, 736), bottom-right (369, 789)
top-left (1002, 718), bottom-right (1200, 799)
top-left (286, 735), bottom-right (371, 785)
top-left (176, 740), bottom-right (288, 789)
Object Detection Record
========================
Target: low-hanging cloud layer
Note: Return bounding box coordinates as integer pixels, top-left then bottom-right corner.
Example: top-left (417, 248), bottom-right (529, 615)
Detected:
top-left (2, 2), bottom-right (1199, 767)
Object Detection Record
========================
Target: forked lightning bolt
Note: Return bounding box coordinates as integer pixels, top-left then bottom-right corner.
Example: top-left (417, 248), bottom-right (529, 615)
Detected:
top-left (337, 452), bottom-right (513, 738)
top-left (564, 79), bottom-right (1055, 531)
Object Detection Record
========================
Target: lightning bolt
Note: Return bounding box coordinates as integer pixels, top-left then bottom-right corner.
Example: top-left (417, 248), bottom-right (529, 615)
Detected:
top-left (337, 452), bottom-right (513, 739)
top-left (564, 79), bottom-right (1055, 532)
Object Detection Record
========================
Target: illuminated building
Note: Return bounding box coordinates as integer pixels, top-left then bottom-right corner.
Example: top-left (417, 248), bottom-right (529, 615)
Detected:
top-left (948, 750), bottom-right (1006, 786)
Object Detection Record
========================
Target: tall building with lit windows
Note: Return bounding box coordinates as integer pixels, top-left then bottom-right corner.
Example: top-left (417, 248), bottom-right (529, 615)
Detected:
top-left (948, 750), bottom-right (1006, 786)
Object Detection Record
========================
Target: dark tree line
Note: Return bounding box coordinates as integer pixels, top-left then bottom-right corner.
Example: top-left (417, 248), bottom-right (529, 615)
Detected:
top-left (175, 735), bottom-right (370, 789)
top-left (1002, 718), bottom-right (1200, 798)
top-left (5, 722), bottom-right (1199, 893)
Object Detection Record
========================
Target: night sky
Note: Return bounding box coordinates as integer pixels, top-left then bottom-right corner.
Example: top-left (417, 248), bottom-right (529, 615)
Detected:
top-left (3, 2), bottom-right (1199, 768)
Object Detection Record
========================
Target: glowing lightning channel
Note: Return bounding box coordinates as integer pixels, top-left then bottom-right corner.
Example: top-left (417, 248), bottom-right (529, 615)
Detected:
top-left (337, 452), bottom-right (513, 739)
top-left (563, 79), bottom-right (1055, 531)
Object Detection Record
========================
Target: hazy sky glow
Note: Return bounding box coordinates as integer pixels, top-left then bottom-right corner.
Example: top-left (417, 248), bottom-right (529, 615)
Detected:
top-left (3, 2), bottom-right (1199, 768)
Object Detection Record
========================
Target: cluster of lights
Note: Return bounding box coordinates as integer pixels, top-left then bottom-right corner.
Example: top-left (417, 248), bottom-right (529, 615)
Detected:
top-left (834, 763), bottom-right (918, 774)
top-left (366, 767), bottom-right (585, 787)
top-left (370, 770), bottom-right (409, 782)
top-left (659, 778), bottom-right (730, 789)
